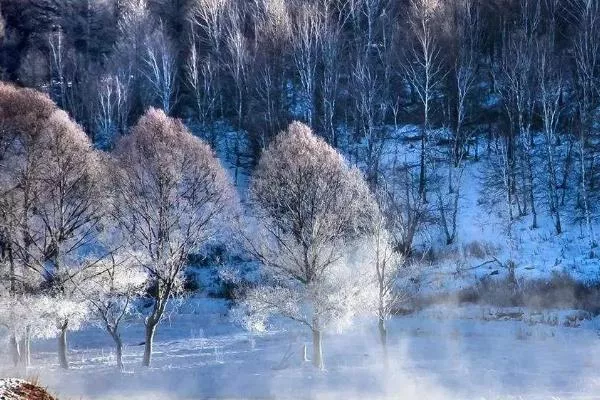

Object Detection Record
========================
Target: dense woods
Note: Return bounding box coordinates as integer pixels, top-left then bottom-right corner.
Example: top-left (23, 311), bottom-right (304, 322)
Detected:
top-left (0, 0), bottom-right (598, 234)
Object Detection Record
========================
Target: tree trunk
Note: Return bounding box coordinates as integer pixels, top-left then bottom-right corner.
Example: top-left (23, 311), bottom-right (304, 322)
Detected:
top-left (142, 322), bottom-right (157, 367)
top-left (58, 322), bottom-right (69, 369)
top-left (378, 318), bottom-right (387, 349)
top-left (554, 213), bottom-right (562, 235)
top-left (312, 328), bottom-right (324, 370)
top-left (111, 332), bottom-right (124, 371)
top-left (10, 334), bottom-right (20, 367)
top-left (378, 318), bottom-right (389, 367)
top-left (419, 126), bottom-right (427, 203)
top-left (19, 329), bottom-right (31, 367)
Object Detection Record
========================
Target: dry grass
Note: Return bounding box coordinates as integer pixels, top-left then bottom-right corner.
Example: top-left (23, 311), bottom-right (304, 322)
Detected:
top-left (0, 376), bottom-right (59, 400)
top-left (11, 381), bottom-right (57, 400)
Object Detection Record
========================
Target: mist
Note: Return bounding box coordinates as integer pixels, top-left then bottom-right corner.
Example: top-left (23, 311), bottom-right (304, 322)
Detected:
top-left (3, 303), bottom-right (600, 399)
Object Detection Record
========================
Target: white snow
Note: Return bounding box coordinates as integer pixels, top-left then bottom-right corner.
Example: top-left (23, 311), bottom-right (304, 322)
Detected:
top-left (3, 126), bottom-right (600, 399)
top-left (2, 298), bottom-right (600, 399)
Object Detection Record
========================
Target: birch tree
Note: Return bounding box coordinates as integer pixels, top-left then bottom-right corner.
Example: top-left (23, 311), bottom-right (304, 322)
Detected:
top-left (81, 250), bottom-right (147, 370)
top-left (113, 108), bottom-right (237, 367)
top-left (402, 0), bottom-right (446, 203)
top-left (493, 0), bottom-right (540, 228)
top-left (242, 121), bottom-right (377, 370)
top-left (188, 0), bottom-right (231, 120)
top-left (570, 0), bottom-right (600, 248)
top-left (0, 83), bottom-right (106, 369)
top-left (537, 0), bottom-right (566, 235)
top-left (143, 22), bottom-right (178, 114)
top-left (365, 206), bottom-right (403, 359)
top-left (186, 31), bottom-right (218, 137)
top-left (225, 7), bottom-right (249, 130)
top-left (292, 3), bottom-right (325, 127)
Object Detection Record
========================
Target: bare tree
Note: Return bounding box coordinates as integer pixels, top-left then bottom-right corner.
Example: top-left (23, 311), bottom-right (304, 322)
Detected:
top-left (352, 58), bottom-right (380, 184)
top-left (249, 0), bottom-right (292, 144)
top-left (569, 0), bottom-right (600, 248)
top-left (225, 6), bottom-right (250, 130)
top-left (434, 0), bottom-right (480, 245)
top-left (402, 0), bottom-right (447, 203)
top-left (95, 73), bottom-right (131, 148)
top-left (242, 122), bottom-right (377, 370)
top-left (492, 0), bottom-right (541, 228)
top-left (292, 3), bottom-right (325, 127)
top-left (537, 1), bottom-right (566, 235)
top-left (188, 0), bottom-right (230, 56)
top-left (112, 108), bottom-right (237, 367)
top-left (0, 83), bottom-right (106, 369)
top-left (366, 205), bottom-right (403, 360)
top-left (185, 31), bottom-right (218, 136)
top-left (48, 25), bottom-right (68, 109)
top-left (81, 249), bottom-right (147, 370)
top-left (319, 16), bottom-right (342, 146)
top-left (381, 155), bottom-right (430, 256)
top-left (188, 0), bottom-right (232, 120)
top-left (449, 0), bottom-right (480, 169)
top-left (143, 22), bottom-right (178, 114)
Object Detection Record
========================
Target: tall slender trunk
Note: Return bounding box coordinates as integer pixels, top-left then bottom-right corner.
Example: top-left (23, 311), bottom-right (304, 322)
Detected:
top-left (114, 334), bottom-right (124, 371)
top-left (546, 133), bottom-right (562, 234)
top-left (108, 328), bottom-right (124, 370)
top-left (312, 328), bottom-right (323, 370)
top-left (528, 159), bottom-right (538, 229)
top-left (419, 125), bottom-right (427, 203)
top-left (378, 318), bottom-right (388, 359)
top-left (58, 322), bottom-right (69, 369)
top-left (580, 135), bottom-right (595, 249)
top-left (10, 334), bottom-right (20, 367)
top-left (142, 321), bottom-right (157, 367)
top-left (19, 330), bottom-right (30, 367)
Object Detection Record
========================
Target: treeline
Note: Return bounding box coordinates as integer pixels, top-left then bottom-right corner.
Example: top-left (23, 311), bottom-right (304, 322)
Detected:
top-left (0, 81), bottom-right (397, 372)
top-left (0, 0), bottom-right (598, 237)
top-left (0, 2), bottom-right (593, 140)
top-left (0, 0), bottom-right (599, 267)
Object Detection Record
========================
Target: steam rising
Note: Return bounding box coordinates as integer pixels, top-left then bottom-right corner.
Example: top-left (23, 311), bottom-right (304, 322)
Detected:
top-left (3, 307), bottom-right (600, 399)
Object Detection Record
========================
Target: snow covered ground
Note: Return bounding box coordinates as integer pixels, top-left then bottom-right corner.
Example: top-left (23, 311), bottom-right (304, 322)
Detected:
top-left (349, 126), bottom-right (600, 296)
top-left (3, 299), bottom-right (600, 399)
top-left (3, 127), bottom-right (600, 399)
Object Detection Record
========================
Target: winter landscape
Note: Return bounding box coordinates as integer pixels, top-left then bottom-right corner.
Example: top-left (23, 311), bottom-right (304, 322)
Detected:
top-left (1, 0), bottom-right (600, 398)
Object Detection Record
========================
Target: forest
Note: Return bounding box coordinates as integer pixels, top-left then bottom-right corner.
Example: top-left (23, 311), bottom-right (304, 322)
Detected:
top-left (1, 0), bottom-right (600, 398)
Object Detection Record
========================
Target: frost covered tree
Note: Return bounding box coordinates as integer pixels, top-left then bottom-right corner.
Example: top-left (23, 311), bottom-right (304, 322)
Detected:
top-left (0, 83), bottom-right (106, 369)
top-left (365, 206), bottom-right (403, 357)
top-left (33, 109), bottom-right (106, 370)
top-left (241, 121), bottom-right (377, 370)
top-left (95, 73), bottom-right (132, 148)
top-left (0, 292), bottom-right (60, 366)
top-left (570, 0), bottom-right (600, 248)
top-left (143, 22), bottom-right (178, 114)
top-left (81, 250), bottom-right (147, 370)
top-left (0, 83), bottom-right (56, 366)
top-left (402, 0), bottom-right (446, 203)
top-left (112, 108), bottom-right (237, 367)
